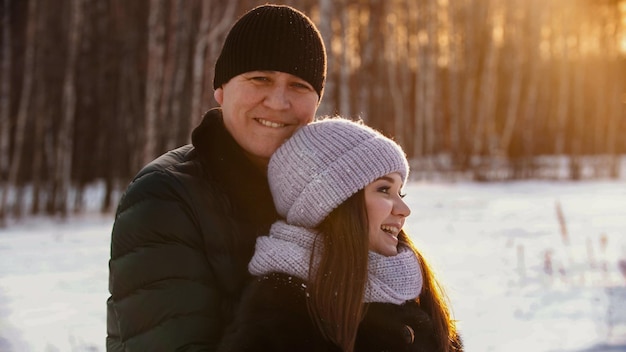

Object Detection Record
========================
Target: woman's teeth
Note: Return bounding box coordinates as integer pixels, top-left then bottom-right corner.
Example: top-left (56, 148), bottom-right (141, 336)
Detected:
top-left (381, 225), bottom-right (399, 235)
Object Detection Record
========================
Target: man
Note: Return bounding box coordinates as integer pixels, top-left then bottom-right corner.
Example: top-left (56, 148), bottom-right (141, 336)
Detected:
top-left (106, 5), bottom-right (326, 351)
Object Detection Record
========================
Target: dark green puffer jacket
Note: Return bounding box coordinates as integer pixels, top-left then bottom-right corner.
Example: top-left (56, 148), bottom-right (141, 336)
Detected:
top-left (106, 109), bottom-right (278, 351)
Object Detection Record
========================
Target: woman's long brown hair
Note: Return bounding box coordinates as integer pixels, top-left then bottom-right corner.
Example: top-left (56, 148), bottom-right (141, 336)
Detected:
top-left (399, 231), bottom-right (460, 351)
top-left (306, 190), bottom-right (459, 352)
top-left (308, 191), bottom-right (369, 352)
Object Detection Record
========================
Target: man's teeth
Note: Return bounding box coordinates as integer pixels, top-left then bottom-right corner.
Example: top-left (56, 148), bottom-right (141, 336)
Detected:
top-left (257, 118), bottom-right (285, 128)
top-left (381, 225), bottom-right (399, 235)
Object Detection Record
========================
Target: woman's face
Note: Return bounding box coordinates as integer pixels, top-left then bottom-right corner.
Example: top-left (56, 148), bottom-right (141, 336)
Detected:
top-left (364, 173), bottom-right (411, 256)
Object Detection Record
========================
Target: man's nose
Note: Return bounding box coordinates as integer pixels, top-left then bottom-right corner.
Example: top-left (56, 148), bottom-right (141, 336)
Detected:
top-left (264, 85), bottom-right (290, 110)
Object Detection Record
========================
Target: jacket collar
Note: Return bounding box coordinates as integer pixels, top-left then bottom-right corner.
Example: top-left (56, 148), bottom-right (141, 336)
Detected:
top-left (191, 108), bottom-right (278, 233)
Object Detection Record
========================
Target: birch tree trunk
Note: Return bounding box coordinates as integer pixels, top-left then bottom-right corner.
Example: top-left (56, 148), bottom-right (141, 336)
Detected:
top-left (143, 0), bottom-right (166, 165)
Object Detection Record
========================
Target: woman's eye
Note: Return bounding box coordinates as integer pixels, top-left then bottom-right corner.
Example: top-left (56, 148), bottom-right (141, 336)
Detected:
top-left (399, 192), bottom-right (407, 199)
top-left (377, 186), bottom-right (390, 194)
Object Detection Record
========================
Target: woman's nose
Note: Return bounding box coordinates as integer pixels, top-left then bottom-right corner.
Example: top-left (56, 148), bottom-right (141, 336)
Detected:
top-left (394, 197), bottom-right (411, 217)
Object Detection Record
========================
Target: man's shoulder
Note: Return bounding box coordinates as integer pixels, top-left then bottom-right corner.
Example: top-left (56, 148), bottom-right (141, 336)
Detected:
top-left (134, 144), bottom-right (197, 180)
top-left (115, 145), bottom-right (216, 215)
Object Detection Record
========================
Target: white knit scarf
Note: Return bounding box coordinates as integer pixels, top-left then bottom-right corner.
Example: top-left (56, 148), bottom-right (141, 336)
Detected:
top-left (248, 221), bottom-right (422, 304)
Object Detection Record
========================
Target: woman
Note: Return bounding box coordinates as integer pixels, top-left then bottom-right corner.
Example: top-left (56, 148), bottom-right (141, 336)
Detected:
top-left (218, 118), bottom-right (462, 352)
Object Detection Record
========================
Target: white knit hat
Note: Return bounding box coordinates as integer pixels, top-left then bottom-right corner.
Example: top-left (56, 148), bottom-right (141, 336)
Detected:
top-left (268, 117), bottom-right (409, 228)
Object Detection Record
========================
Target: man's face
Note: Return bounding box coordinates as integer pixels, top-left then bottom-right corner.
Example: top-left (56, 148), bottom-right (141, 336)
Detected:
top-left (214, 71), bottom-right (319, 169)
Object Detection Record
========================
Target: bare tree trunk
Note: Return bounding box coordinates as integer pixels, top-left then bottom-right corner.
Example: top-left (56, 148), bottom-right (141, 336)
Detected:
top-left (317, 0), bottom-right (336, 116)
top-left (446, 0), bottom-right (462, 167)
top-left (205, 2), bottom-right (237, 116)
top-left (0, 0), bottom-right (38, 222)
top-left (111, 0), bottom-right (146, 177)
top-left (386, 0), bottom-right (412, 147)
top-left (95, 0), bottom-right (117, 214)
top-left (500, 1), bottom-right (524, 155)
top-left (191, 2), bottom-right (237, 128)
top-left (167, 0), bottom-right (192, 149)
top-left (460, 0), bottom-right (487, 170)
top-left (143, 0), bottom-right (166, 165)
top-left (569, 6), bottom-right (585, 180)
top-left (605, 63), bottom-right (620, 178)
top-left (338, 8), bottom-right (351, 117)
top-left (370, 0), bottom-right (386, 128)
top-left (423, 0), bottom-right (438, 163)
top-left (0, 0), bottom-right (10, 181)
top-left (473, 0), bottom-right (499, 159)
top-left (553, 6), bottom-right (570, 156)
top-left (54, 0), bottom-right (84, 216)
top-left (592, 5), bottom-right (615, 178)
top-left (570, 61), bottom-right (585, 180)
top-left (30, 78), bottom-right (47, 215)
top-left (414, 1), bottom-right (427, 158)
top-left (158, 1), bottom-right (178, 149)
top-left (590, 61), bottom-right (609, 178)
top-left (518, 0), bottom-right (543, 178)
top-left (605, 15), bottom-right (622, 178)
top-left (358, 4), bottom-right (374, 123)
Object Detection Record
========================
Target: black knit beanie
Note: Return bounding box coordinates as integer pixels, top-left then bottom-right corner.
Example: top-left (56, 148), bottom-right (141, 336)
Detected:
top-left (213, 4), bottom-right (327, 99)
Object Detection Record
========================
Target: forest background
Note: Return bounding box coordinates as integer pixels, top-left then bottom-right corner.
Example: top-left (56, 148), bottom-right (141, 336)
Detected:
top-left (1, 0), bottom-right (625, 224)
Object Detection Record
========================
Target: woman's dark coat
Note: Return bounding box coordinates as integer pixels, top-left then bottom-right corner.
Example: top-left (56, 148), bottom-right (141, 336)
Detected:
top-left (106, 109), bottom-right (278, 351)
top-left (219, 272), bottom-right (458, 352)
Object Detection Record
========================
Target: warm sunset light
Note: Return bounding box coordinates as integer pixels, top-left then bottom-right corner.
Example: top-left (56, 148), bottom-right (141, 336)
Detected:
top-left (621, 0), bottom-right (626, 54)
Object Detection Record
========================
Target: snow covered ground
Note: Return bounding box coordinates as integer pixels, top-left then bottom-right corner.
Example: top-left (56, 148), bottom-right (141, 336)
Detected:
top-left (0, 180), bottom-right (625, 351)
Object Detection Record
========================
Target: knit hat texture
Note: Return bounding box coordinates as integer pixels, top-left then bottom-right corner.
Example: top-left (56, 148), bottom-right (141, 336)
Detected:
top-left (268, 118), bottom-right (409, 228)
top-left (213, 4), bottom-right (327, 98)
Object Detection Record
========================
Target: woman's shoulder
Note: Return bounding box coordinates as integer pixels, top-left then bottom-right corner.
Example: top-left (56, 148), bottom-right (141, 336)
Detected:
top-left (240, 273), bottom-right (308, 308)
top-left (357, 301), bottom-right (439, 352)
top-left (219, 273), bottom-right (326, 352)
